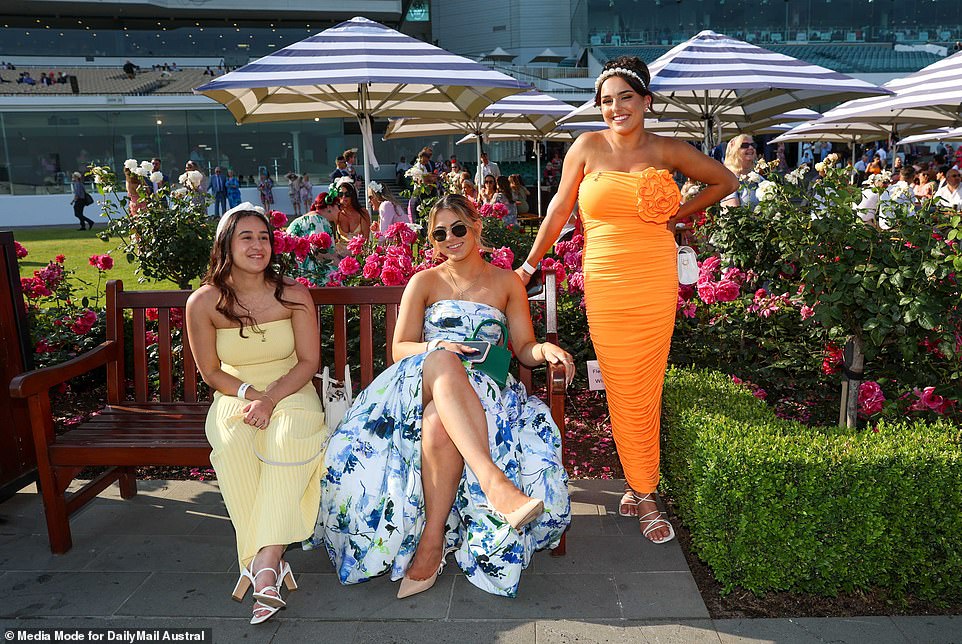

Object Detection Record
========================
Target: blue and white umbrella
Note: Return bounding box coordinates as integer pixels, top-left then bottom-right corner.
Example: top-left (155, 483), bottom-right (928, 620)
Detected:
top-left (560, 30), bottom-right (888, 147)
top-left (195, 16), bottom-right (530, 199)
top-left (816, 50), bottom-right (962, 131)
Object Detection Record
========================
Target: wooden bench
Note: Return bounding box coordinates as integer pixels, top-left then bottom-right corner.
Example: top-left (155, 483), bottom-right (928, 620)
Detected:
top-left (10, 273), bottom-right (568, 555)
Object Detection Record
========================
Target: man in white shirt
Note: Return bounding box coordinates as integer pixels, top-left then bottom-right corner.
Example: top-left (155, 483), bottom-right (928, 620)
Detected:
top-left (475, 151), bottom-right (500, 186)
top-left (854, 153), bottom-right (868, 174)
top-left (876, 146), bottom-right (888, 168)
top-left (934, 167), bottom-right (962, 210)
top-left (856, 174), bottom-right (894, 229)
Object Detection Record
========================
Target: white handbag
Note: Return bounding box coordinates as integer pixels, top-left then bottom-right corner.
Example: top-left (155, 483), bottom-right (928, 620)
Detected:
top-left (677, 245), bottom-right (699, 285)
top-left (320, 366), bottom-right (353, 430)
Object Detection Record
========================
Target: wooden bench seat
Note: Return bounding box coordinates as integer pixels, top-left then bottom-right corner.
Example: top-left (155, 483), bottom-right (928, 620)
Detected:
top-left (10, 273), bottom-right (568, 555)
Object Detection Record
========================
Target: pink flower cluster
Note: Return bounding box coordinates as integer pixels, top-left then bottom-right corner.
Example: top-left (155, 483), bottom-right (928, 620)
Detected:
top-left (857, 380), bottom-right (885, 416)
top-left (696, 256), bottom-right (743, 305)
top-left (88, 254), bottom-right (114, 271)
top-left (731, 375), bottom-right (767, 400)
top-left (21, 259), bottom-right (67, 299)
top-left (380, 222), bottom-right (418, 246)
top-left (69, 309), bottom-right (98, 335)
top-left (273, 229), bottom-right (332, 262)
top-left (477, 202), bottom-right (508, 219)
top-left (14, 241), bottom-right (28, 259)
top-left (489, 246), bottom-right (514, 271)
top-left (269, 210), bottom-right (288, 229)
top-left (821, 343), bottom-right (844, 375)
top-left (747, 288), bottom-right (792, 318)
top-left (145, 307), bottom-right (184, 329)
top-left (552, 234), bottom-right (585, 294)
top-left (677, 284), bottom-right (697, 318)
top-left (905, 386), bottom-right (955, 415)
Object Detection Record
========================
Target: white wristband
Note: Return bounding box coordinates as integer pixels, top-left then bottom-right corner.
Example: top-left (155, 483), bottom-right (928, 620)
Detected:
top-left (521, 261), bottom-right (538, 275)
top-left (237, 382), bottom-right (252, 400)
top-left (426, 339), bottom-right (441, 352)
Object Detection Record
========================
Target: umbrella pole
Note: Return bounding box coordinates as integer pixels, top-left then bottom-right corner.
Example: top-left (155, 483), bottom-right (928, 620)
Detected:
top-left (476, 133), bottom-right (483, 186)
top-left (536, 139), bottom-right (542, 216)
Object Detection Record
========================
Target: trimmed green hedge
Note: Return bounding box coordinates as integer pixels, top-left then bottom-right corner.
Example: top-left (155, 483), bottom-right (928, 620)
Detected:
top-left (661, 367), bottom-right (962, 603)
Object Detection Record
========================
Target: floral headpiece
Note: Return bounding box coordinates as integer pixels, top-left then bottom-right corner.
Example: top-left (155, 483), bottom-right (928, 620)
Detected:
top-left (368, 180), bottom-right (383, 194)
top-left (594, 67), bottom-right (647, 92)
top-left (332, 176), bottom-right (355, 190)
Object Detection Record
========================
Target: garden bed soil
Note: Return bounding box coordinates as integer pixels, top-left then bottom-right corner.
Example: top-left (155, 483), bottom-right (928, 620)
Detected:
top-left (48, 383), bottom-right (961, 618)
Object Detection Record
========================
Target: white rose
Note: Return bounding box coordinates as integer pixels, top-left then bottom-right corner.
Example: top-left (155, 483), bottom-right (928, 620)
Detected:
top-left (124, 159), bottom-right (138, 171)
top-left (756, 180), bottom-right (776, 202)
top-left (746, 171), bottom-right (762, 184)
top-left (134, 167), bottom-right (149, 177)
top-left (141, 160), bottom-right (153, 172)
top-left (150, 171), bottom-right (164, 184)
top-left (814, 161), bottom-right (825, 173)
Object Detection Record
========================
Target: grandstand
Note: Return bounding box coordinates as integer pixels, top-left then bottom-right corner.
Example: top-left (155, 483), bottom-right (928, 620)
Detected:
top-left (0, 67), bottom-right (212, 96)
top-left (592, 43), bottom-right (945, 75)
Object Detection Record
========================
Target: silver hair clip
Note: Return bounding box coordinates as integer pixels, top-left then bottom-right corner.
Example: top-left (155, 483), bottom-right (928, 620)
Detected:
top-left (594, 67), bottom-right (647, 92)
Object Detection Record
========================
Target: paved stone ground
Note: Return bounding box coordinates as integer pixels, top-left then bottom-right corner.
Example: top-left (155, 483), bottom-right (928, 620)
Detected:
top-left (0, 479), bottom-right (959, 643)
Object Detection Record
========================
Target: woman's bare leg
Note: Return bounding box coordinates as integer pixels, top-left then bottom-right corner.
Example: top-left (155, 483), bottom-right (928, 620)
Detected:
top-left (405, 400), bottom-right (462, 580)
top-left (420, 350), bottom-right (531, 514)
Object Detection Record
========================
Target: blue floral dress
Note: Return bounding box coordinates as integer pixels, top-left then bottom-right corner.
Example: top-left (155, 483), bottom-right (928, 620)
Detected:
top-left (304, 299), bottom-right (570, 597)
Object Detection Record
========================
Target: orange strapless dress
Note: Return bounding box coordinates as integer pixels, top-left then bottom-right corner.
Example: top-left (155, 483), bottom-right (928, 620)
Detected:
top-left (578, 168), bottom-right (681, 494)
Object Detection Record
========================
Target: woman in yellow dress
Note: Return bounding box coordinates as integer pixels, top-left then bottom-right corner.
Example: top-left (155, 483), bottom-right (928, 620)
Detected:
top-left (186, 202), bottom-right (329, 624)
top-left (517, 56), bottom-right (738, 543)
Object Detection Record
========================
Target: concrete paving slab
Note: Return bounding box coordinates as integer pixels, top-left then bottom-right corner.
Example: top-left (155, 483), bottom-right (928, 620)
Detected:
top-left (530, 534), bottom-right (689, 574)
top-left (565, 513), bottom-right (625, 536)
top-left (0, 531), bottom-right (122, 572)
top-left (0, 617), bottom-right (278, 644)
top-left (288, 572), bottom-right (453, 620)
top-left (160, 480), bottom-right (225, 506)
top-left (0, 571), bottom-right (149, 618)
top-left (890, 615), bottom-right (962, 644)
top-left (187, 509), bottom-right (236, 538)
top-left (614, 572), bottom-right (711, 620)
top-left (714, 617), bottom-right (909, 643)
top-left (115, 572), bottom-right (252, 618)
top-left (71, 501), bottom-right (206, 536)
top-left (85, 534), bottom-right (238, 572)
top-left (262, 619), bottom-right (358, 643)
top-left (282, 545), bottom-right (336, 574)
top-left (450, 573), bottom-right (621, 620)
top-left (536, 619), bottom-right (723, 643)
top-left (351, 620), bottom-right (535, 643)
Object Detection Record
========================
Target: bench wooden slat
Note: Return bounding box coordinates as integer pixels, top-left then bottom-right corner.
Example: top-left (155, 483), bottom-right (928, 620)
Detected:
top-left (333, 304), bottom-right (347, 378)
top-left (106, 277), bottom-right (123, 404)
top-left (182, 320), bottom-right (198, 403)
top-left (49, 445), bottom-right (211, 467)
top-left (359, 304), bottom-right (373, 388)
top-left (158, 309), bottom-right (173, 402)
top-left (132, 308), bottom-right (147, 402)
top-left (385, 304), bottom-right (397, 368)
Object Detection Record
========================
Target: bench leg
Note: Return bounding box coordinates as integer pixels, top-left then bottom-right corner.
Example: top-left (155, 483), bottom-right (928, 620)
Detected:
top-left (36, 464), bottom-right (72, 554)
top-left (550, 531), bottom-right (567, 557)
top-left (118, 467), bottom-right (138, 499)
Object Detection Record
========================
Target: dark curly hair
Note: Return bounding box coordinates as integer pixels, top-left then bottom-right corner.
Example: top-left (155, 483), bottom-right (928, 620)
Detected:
top-left (594, 55), bottom-right (653, 108)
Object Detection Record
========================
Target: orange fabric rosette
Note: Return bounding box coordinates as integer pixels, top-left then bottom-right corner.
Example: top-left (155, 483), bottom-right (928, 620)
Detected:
top-left (635, 167), bottom-right (681, 224)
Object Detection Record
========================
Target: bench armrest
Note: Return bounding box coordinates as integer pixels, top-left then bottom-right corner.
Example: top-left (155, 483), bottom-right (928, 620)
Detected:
top-left (9, 340), bottom-right (120, 399)
top-left (546, 361), bottom-right (567, 441)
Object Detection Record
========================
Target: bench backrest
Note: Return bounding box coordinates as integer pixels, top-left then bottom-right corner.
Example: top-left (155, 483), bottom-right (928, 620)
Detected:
top-left (104, 272), bottom-right (558, 405)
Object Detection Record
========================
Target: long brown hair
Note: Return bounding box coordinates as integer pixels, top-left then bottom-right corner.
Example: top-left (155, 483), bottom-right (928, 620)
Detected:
top-left (202, 209), bottom-right (300, 337)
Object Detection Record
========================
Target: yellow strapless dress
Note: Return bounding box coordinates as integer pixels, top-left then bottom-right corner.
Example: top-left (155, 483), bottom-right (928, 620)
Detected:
top-left (578, 168), bottom-right (681, 494)
top-left (206, 318), bottom-right (329, 568)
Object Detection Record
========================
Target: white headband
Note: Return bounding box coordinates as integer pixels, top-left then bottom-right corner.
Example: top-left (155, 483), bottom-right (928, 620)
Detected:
top-left (368, 180), bottom-right (383, 194)
top-left (216, 201), bottom-right (266, 237)
top-left (333, 176), bottom-right (354, 189)
top-left (595, 67), bottom-right (648, 92)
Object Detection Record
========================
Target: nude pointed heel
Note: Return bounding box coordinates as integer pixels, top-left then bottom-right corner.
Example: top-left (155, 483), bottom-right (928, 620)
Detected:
top-left (502, 497), bottom-right (544, 532)
top-left (397, 561), bottom-right (444, 599)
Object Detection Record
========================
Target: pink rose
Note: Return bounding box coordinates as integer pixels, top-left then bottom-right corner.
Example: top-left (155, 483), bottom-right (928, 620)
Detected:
top-left (346, 235), bottom-right (366, 256)
top-left (269, 210), bottom-right (288, 229)
top-left (714, 279), bottom-right (741, 303)
top-left (696, 281), bottom-right (717, 305)
top-left (295, 276), bottom-right (312, 287)
top-left (145, 330), bottom-right (159, 346)
top-left (338, 256), bottom-right (361, 276)
top-left (294, 237), bottom-right (311, 262)
top-left (907, 386), bottom-right (954, 414)
top-left (698, 256), bottom-right (721, 284)
top-left (380, 265), bottom-right (405, 286)
top-left (362, 255), bottom-right (381, 280)
top-left (309, 232), bottom-right (332, 250)
top-left (857, 381), bottom-right (885, 416)
top-left (14, 242), bottom-right (28, 259)
top-left (800, 305), bottom-right (815, 320)
top-left (567, 271), bottom-right (585, 294)
top-left (490, 246), bottom-right (515, 271)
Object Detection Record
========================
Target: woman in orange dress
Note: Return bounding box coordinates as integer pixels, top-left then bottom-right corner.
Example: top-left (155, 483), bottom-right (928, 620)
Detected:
top-left (517, 56), bottom-right (737, 543)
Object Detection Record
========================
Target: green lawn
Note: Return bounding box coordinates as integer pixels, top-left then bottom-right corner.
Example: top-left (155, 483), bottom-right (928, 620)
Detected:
top-left (13, 226), bottom-right (183, 300)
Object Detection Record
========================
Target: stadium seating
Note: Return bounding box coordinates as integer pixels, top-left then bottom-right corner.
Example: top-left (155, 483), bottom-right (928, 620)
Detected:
top-left (0, 67), bottom-right (211, 95)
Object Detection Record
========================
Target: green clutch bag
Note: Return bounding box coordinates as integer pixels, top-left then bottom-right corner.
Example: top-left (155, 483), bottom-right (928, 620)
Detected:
top-left (467, 318), bottom-right (512, 389)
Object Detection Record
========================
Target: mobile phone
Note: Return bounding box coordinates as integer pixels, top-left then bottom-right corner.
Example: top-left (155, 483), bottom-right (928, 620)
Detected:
top-left (458, 341), bottom-right (491, 363)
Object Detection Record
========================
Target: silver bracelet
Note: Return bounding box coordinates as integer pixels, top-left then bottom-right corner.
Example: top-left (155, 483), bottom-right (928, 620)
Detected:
top-left (236, 382), bottom-right (252, 400)
top-left (521, 261), bottom-right (538, 275)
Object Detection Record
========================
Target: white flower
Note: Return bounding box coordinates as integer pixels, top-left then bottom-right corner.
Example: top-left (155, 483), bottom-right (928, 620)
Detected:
top-left (150, 171), bottom-right (164, 184)
top-left (825, 153), bottom-right (839, 166)
top-left (140, 160), bottom-right (153, 172)
top-left (756, 180), bottom-right (776, 202)
top-left (404, 166), bottom-right (424, 181)
top-left (124, 159), bottom-right (139, 171)
top-left (814, 161), bottom-right (825, 173)
top-left (179, 170), bottom-right (203, 190)
top-left (134, 167), bottom-right (149, 177)
top-left (746, 171), bottom-right (763, 184)
top-left (333, 176), bottom-right (354, 189)
top-left (102, 185), bottom-right (114, 193)
top-left (785, 165), bottom-right (808, 185)
top-left (368, 180), bottom-right (383, 194)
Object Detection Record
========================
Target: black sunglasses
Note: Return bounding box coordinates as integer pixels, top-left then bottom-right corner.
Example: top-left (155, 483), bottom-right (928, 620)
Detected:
top-left (432, 223), bottom-right (468, 242)
top-left (740, 142), bottom-right (756, 149)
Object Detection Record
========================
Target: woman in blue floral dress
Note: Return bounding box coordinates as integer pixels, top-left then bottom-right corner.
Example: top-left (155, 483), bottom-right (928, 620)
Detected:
top-left (306, 194), bottom-right (572, 598)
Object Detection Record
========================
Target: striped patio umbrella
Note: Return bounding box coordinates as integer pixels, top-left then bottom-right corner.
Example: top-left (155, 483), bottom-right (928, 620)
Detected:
top-left (384, 90), bottom-right (575, 213)
top-left (194, 16), bottom-right (530, 200)
top-left (897, 127), bottom-right (962, 146)
top-left (816, 50), bottom-right (962, 132)
top-left (559, 30), bottom-right (888, 147)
